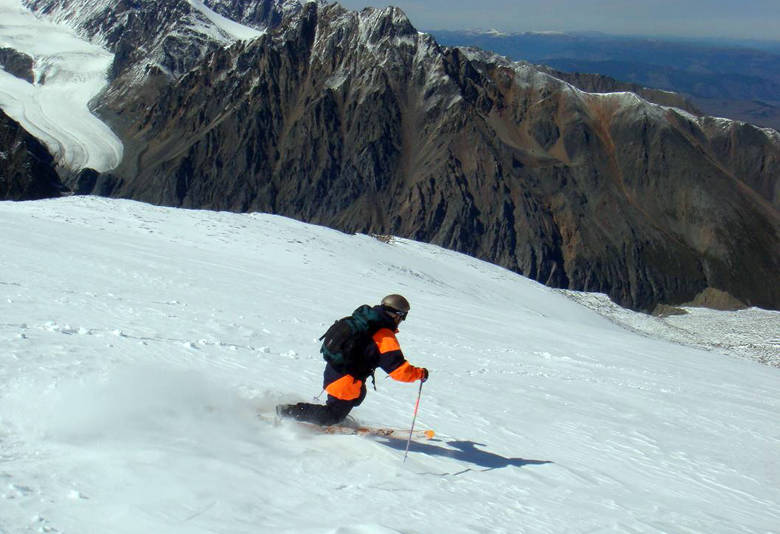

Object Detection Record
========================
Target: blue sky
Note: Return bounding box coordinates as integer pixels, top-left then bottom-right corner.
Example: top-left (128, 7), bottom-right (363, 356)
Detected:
top-left (335, 0), bottom-right (780, 41)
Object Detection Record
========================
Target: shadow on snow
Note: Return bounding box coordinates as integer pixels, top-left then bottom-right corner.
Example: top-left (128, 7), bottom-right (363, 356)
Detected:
top-left (377, 437), bottom-right (553, 474)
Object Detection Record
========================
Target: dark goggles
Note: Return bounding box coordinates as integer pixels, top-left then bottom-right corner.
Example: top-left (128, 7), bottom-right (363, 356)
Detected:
top-left (391, 310), bottom-right (408, 321)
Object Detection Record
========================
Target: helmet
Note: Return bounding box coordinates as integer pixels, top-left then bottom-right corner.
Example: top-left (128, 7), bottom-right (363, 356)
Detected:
top-left (381, 294), bottom-right (410, 314)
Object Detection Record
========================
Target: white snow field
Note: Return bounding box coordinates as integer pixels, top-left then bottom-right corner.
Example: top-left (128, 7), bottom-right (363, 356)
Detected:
top-left (187, 0), bottom-right (264, 41)
top-left (1, 196), bottom-right (778, 534)
top-left (562, 292), bottom-right (780, 369)
top-left (0, 0), bottom-right (123, 171)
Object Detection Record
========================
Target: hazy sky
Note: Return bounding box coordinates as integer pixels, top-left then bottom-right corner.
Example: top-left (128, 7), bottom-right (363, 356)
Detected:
top-left (335, 0), bottom-right (780, 41)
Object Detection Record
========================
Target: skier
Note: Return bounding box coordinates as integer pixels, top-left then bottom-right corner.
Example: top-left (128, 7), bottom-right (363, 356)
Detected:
top-left (276, 294), bottom-right (428, 426)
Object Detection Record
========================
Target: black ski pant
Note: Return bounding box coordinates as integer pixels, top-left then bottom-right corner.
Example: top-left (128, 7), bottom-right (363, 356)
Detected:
top-left (287, 386), bottom-right (366, 426)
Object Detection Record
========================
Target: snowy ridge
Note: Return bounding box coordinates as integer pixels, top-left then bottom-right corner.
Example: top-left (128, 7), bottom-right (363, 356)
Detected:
top-left (1, 196), bottom-right (778, 533)
top-left (0, 0), bottom-right (263, 172)
top-left (187, 0), bottom-right (263, 42)
top-left (18, 0), bottom-right (115, 46)
top-left (306, 4), bottom-right (460, 113)
top-left (203, 0), bottom-right (322, 26)
top-left (0, 0), bottom-right (123, 171)
top-left (21, 0), bottom-right (258, 47)
top-left (459, 43), bottom-right (778, 141)
top-left (23, 0), bottom-right (268, 79)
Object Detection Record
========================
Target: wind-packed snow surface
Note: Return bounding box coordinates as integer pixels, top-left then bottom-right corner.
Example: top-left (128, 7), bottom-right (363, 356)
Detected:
top-left (1, 197), bottom-right (778, 534)
top-left (0, 0), bottom-right (123, 171)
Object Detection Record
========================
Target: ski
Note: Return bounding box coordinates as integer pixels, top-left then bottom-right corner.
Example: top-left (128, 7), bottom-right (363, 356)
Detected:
top-left (257, 411), bottom-right (434, 440)
top-left (297, 421), bottom-right (435, 440)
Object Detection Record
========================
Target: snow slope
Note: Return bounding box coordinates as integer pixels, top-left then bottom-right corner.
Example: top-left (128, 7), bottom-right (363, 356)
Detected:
top-left (0, 0), bottom-right (123, 172)
top-left (187, 0), bottom-right (264, 41)
top-left (563, 292), bottom-right (780, 368)
top-left (1, 197), bottom-right (778, 534)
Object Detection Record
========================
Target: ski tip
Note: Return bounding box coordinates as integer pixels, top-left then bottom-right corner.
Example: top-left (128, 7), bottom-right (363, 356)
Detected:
top-left (424, 429), bottom-right (435, 439)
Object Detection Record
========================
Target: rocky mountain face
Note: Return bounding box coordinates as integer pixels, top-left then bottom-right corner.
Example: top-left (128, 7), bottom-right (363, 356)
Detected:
top-left (534, 65), bottom-right (702, 115)
top-left (0, 48), bottom-right (35, 83)
top-left (24, 0), bottom-right (234, 89)
top-left (18, 1), bottom-right (780, 312)
top-left (22, 0), bottom-right (310, 79)
top-left (0, 110), bottom-right (65, 200)
top-left (432, 30), bottom-right (780, 131)
top-left (202, 0), bottom-right (309, 27)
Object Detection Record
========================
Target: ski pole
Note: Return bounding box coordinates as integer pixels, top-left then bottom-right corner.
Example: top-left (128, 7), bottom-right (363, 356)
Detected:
top-left (403, 380), bottom-right (424, 463)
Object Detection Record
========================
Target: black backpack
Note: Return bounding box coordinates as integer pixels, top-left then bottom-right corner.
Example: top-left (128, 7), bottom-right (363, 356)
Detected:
top-left (320, 305), bottom-right (383, 371)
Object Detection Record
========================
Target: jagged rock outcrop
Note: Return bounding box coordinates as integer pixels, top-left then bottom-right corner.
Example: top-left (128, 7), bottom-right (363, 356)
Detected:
top-left (21, 1), bottom-right (780, 311)
top-left (0, 109), bottom-right (66, 200)
top-left (0, 48), bottom-right (35, 83)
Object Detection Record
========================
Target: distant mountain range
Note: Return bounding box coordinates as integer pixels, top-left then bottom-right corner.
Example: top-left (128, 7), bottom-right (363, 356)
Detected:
top-left (1, 1), bottom-right (778, 313)
top-left (431, 31), bottom-right (780, 130)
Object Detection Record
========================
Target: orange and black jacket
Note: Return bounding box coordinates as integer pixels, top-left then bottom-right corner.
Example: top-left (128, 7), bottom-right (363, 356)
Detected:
top-left (323, 306), bottom-right (425, 401)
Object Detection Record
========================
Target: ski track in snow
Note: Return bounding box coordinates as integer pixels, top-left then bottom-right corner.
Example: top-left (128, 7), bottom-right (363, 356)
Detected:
top-left (0, 196), bottom-right (778, 534)
top-left (0, 0), bottom-right (123, 171)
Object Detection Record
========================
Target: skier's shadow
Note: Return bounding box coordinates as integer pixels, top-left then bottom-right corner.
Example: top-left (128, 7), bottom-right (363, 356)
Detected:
top-left (377, 437), bottom-right (552, 473)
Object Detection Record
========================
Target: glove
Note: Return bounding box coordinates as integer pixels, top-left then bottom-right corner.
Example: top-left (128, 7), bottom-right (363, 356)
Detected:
top-left (420, 368), bottom-right (429, 382)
